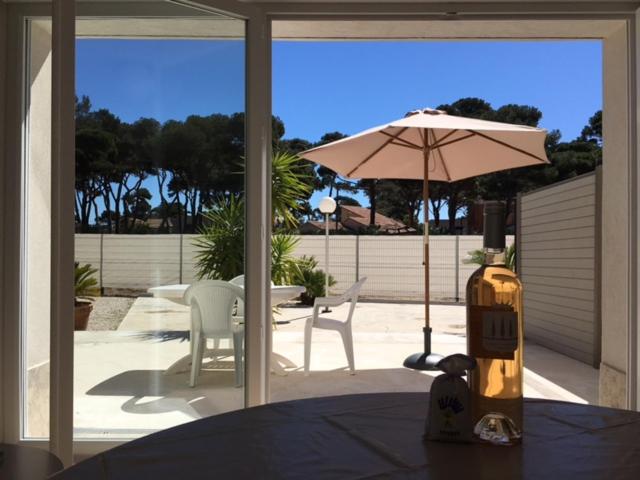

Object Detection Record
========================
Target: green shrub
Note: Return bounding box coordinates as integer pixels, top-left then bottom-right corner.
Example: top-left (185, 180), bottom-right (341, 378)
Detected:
top-left (194, 196), bottom-right (245, 280)
top-left (74, 262), bottom-right (99, 303)
top-left (194, 198), bottom-right (303, 285)
top-left (292, 256), bottom-right (336, 305)
top-left (465, 243), bottom-right (516, 272)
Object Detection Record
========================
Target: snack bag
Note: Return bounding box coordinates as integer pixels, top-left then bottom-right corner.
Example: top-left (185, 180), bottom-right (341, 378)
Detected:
top-left (425, 354), bottom-right (477, 443)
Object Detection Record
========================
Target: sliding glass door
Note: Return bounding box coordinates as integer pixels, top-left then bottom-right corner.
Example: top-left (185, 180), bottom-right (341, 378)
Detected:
top-left (72, 3), bottom-right (247, 442)
top-left (13, 0), bottom-right (270, 462)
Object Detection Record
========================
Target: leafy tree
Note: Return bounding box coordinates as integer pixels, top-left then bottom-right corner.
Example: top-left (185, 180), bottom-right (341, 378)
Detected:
top-left (377, 180), bottom-right (423, 228)
top-left (279, 138), bottom-right (312, 155)
top-left (356, 179), bottom-right (378, 226)
top-left (335, 195), bottom-right (361, 207)
top-left (314, 132), bottom-right (348, 196)
top-left (580, 110), bottom-right (602, 145)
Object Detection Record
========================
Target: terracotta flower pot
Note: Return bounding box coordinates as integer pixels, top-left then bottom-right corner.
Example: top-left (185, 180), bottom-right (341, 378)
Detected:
top-left (74, 301), bottom-right (93, 331)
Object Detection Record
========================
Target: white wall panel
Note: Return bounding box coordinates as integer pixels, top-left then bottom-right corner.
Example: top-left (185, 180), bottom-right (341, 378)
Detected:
top-left (519, 171), bottom-right (600, 367)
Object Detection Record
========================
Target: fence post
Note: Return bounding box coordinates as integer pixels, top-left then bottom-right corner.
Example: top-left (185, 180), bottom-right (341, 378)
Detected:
top-left (355, 234), bottom-right (360, 281)
top-left (454, 234), bottom-right (460, 303)
top-left (179, 234), bottom-right (184, 284)
top-left (99, 233), bottom-right (104, 294)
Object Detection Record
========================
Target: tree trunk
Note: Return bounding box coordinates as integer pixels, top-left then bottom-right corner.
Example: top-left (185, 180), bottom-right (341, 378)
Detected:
top-left (113, 182), bottom-right (123, 234)
top-left (91, 198), bottom-right (100, 232)
top-left (447, 198), bottom-right (458, 234)
top-left (430, 199), bottom-right (441, 227)
top-left (102, 184), bottom-right (113, 233)
top-left (157, 171), bottom-right (169, 230)
top-left (369, 181), bottom-right (377, 226)
top-left (335, 184), bottom-right (340, 231)
top-left (190, 191), bottom-right (198, 233)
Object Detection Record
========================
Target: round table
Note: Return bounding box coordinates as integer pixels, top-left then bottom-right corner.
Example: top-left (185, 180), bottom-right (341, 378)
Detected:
top-left (0, 443), bottom-right (63, 479)
top-left (51, 393), bottom-right (640, 479)
top-left (147, 284), bottom-right (306, 308)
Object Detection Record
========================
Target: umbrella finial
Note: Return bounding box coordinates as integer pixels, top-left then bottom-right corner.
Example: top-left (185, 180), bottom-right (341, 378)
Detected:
top-left (405, 108), bottom-right (447, 117)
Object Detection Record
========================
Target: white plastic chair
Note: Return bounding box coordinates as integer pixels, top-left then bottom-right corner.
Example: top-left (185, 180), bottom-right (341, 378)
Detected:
top-left (304, 277), bottom-right (367, 376)
top-left (184, 280), bottom-right (245, 388)
top-left (229, 275), bottom-right (246, 320)
top-left (229, 274), bottom-right (275, 321)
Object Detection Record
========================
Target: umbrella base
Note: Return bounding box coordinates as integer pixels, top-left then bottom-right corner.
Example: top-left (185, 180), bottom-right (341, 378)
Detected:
top-left (403, 327), bottom-right (445, 371)
top-left (403, 352), bottom-right (445, 371)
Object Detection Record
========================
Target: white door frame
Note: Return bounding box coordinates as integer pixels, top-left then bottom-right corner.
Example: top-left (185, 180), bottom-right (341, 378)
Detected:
top-left (261, 2), bottom-right (640, 410)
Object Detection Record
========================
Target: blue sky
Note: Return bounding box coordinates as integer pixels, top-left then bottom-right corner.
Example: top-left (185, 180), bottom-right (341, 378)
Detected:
top-left (77, 39), bottom-right (602, 218)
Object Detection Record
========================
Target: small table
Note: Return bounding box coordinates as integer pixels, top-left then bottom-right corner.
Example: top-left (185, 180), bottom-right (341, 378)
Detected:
top-left (0, 443), bottom-right (63, 479)
top-left (148, 284), bottom-right (306, 309)
top-left (51, 393), bottom-right (640, 479)
top-left (148, 283), bottom-right (306, 375)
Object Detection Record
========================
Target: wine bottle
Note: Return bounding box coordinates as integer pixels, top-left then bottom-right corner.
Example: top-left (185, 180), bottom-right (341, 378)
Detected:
top-left (466, 201), bottom-right (523, 445)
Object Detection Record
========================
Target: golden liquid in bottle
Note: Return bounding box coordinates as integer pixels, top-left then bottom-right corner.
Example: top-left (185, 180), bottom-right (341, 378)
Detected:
top-left (466, 259), bottom-right (523, 442)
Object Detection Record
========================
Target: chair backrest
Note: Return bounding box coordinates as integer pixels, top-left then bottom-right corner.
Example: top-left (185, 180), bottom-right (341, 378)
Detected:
top-left (184, 280), bottom-right (244, 336)
top-left (342, 277), bottom-right (367, 302)
top-left (228, 275), bottom-right (245, 318)
top-left (342, 277), bottom-right (367, 324)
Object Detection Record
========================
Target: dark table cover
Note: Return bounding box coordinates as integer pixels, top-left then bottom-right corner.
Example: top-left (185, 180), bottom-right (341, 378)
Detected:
top-left (0, 443), bottom-right (63, 479)
top-left (52, 393), bottom-right (640, 479)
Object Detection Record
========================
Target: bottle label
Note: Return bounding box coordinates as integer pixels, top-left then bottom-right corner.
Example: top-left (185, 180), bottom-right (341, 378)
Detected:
top-left (469, 306), bottom-right (518, 360)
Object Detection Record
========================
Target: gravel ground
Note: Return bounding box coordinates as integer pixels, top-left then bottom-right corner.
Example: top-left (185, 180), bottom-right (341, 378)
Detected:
top-left (87, 297), bottom-right (135, 331)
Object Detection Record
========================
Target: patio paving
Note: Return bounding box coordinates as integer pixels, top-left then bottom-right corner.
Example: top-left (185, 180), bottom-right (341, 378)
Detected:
top-left (73, 298), bottom-right (598, 439)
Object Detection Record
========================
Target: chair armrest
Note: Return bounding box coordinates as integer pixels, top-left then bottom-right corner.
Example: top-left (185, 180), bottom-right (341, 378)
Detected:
top-left (313, 296), bottom-right (345, 308)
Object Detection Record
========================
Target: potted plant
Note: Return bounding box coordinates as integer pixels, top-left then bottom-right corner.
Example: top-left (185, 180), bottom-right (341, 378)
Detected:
top-left (75, 262), bottom-right (98, 330)
top-left (292, 256), bottom-right (336, 306)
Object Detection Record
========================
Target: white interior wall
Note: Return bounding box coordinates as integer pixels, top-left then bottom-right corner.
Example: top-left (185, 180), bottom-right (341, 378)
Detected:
top-left (25, 19), bottom-right (52, 438)
top-left (600, 24), bottom-right (631, 408)
top-left (26, 21), bottom-right (51, 372)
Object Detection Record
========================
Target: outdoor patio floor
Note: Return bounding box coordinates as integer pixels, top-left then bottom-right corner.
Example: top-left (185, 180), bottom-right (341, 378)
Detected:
top-left (73, 298), bottom-right (599, 439)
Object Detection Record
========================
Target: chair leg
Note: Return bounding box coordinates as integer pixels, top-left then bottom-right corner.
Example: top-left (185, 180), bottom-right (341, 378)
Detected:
top-left (190, 331), bottom-right (202, 387)
top-left (212, 337), bottom-right (220, 362)
top-left (340, 326), bottom-right (355, 375)
top-left (304, 318), bottom-right (313, 376)
top-left (233, 332), bottom-right (244, 388)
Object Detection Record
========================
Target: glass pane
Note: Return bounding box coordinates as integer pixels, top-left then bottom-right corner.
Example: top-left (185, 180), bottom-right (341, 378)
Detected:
top-left (73, 8), bottom-right (246, 440)
top-left (23, 18), bottom-right (53, 439)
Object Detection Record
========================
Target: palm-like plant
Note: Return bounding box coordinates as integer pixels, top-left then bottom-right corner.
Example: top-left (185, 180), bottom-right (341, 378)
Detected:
top-left (75, 262), bottom-right (99, 304)
top-left (292, 256), bottom-right (336, 305)
top-left (194, 199), bottom-right (303, 283)
top-left (271, 234), bottom-right (301, 285)
top-left (194, 195), bottom-right (245, 280)
top-left (196, 150), bottom-right (314, 280)
top-left (272, 150), bottom-right (313, 229)
top-left (465, 243), bottom-right (516, 272)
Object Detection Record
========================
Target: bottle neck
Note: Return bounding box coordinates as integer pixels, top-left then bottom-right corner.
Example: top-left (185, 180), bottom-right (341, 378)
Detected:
top-left (483, 248), bottom-right (506, 265)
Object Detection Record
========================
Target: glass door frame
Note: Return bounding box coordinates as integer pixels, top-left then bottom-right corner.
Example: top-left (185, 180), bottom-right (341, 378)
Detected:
top-left (2, 0), bottom-right (273, 465)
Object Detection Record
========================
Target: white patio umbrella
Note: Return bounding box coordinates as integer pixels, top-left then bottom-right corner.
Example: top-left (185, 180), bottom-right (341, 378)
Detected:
top-left (300, 108), bottom-right (549, 370)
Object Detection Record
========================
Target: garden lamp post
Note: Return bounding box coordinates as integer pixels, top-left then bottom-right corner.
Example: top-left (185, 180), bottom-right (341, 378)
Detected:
top-left (319, 196), bottom-right (337, 312)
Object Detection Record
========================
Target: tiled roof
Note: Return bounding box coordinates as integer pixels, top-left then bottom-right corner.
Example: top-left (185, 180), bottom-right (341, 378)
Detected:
top-left (340, 205), bottom-right (409, 232)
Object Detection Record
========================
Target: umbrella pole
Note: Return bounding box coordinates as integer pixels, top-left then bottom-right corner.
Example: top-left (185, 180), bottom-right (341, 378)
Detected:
top-left (403, 130), bottom-right (444, 371)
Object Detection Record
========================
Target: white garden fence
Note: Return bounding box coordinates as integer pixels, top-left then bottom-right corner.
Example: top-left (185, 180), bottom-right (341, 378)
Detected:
top-left (75, 234), bottom-right (514, 302)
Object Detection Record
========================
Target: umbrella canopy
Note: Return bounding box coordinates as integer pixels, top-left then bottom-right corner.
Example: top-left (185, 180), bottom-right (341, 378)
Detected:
top-left (299, 108), bottom-right (549, 370)
top-left (301, 108), bottom-right (548, 181)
